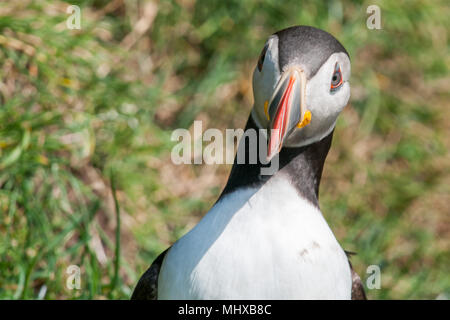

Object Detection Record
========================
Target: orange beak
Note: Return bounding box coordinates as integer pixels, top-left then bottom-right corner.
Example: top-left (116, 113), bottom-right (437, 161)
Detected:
top-left (267, 67), bottom-right (308, 161)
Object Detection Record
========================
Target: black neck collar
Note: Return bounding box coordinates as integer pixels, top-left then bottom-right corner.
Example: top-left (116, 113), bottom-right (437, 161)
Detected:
top-left (219, 115), bottom-right (333, 208)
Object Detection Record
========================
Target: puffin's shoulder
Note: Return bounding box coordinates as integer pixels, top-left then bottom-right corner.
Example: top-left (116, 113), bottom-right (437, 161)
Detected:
top-left (131, 248), bottom-right (169, 300)
top-left (346, 254), bottom-right (367, 300)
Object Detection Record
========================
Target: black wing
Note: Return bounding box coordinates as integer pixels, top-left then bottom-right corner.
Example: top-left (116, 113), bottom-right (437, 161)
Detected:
top-left (351, 266), bottom-right (367, 300)
top-left (345, 251), bottom-right (367, 300)
top-left (131, 248), bottom-right (169, 300)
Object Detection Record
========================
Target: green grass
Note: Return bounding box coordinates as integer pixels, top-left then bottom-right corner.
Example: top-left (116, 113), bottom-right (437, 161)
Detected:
top-left (0, 0), bottom-right (449, 299)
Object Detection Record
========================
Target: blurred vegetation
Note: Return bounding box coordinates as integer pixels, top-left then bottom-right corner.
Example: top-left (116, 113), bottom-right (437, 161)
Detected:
top-left (0, 0), bottom-right (448, 299)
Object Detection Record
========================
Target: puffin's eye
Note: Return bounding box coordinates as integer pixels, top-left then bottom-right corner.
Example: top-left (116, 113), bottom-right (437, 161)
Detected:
top-left (330, 63), bottom-right (343, 91)
top-left (257, 43), bottom-right (269, 72)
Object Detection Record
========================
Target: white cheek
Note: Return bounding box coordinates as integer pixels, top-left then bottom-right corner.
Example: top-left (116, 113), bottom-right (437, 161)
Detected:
top-left (306, 72), bottom-right (334, 120)
top-left (284, 53), bottom-right (350, 147)
top-left (306, 82), bottom-right (350, 125)
top-left (306, 54), bottom-right (350, 122)
top-left (252, 37), bottom-right (280, 127)
top-left (334, 82), bottom-right (350, 110)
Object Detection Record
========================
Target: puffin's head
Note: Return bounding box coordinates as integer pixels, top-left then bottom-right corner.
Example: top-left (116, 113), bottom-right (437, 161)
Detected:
top-left (251, 26), bottom-right (351, 160)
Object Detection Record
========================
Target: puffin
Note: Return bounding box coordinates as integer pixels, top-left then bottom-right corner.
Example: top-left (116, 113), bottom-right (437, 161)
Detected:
top-left (132, 25), bottom-right (366, 300)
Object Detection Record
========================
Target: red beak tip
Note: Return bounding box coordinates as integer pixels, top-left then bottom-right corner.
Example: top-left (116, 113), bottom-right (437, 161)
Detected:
top-left (267, 141), bottom-right (281, 161)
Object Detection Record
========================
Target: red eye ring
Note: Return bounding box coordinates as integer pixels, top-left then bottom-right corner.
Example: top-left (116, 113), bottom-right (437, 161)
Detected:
top-left (330, 66), bottom-right (343, 90)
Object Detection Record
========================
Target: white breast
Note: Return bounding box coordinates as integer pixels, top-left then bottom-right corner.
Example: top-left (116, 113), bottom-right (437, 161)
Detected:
top-left (158, 175), bottom-right (352, 299)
